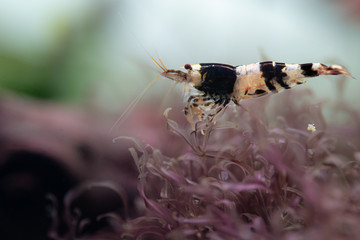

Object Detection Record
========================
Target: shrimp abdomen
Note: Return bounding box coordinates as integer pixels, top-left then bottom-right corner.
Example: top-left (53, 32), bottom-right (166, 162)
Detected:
top-left (233, 61), bottom-right (351, 103)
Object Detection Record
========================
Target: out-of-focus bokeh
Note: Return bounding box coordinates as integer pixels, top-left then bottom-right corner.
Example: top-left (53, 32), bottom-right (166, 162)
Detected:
top-left (0, 0), bottom-right (359, 239)
top-left (0, 0), bottom-right (359, 107)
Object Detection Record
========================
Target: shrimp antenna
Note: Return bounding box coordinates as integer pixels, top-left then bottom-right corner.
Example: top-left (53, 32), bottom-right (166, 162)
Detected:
top-left (109, 75), bottom-right (160, 133)
top-left (151, 56), bottom-right (166, 72)
top-left (155, 49), bottom-right (168, 71)
top-left (158, 56), bottom-right (168, 71)
top-left (109, 16), bottom-right (168, 133)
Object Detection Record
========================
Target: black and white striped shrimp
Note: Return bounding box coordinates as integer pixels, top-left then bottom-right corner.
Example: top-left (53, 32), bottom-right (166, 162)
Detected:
top-left (154, 59), bottom-right (352, 129)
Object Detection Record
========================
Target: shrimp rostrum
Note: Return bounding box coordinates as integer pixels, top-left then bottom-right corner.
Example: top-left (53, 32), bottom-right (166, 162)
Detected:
top-left (155, 58), bottom-right (352, 129)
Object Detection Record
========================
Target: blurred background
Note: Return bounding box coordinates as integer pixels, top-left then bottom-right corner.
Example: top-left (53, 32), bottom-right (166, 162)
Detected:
top-left (0, 0), bottom-right (359, 107)
top-left (0, 0), bottom-right (359, 239)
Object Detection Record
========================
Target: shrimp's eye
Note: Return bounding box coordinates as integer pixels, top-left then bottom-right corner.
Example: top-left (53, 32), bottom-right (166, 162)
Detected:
top-left (184, 64), bottom-right (192, 70)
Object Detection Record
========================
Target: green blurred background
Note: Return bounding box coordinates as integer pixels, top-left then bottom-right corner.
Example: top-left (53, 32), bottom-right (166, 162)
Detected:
top-left (0, 0), bottom-right (359, 111)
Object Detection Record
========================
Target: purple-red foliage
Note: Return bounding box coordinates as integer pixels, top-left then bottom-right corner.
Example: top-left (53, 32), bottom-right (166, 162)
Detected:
top-left (121, 87), bottom-right (360, 240)
top-left (7, 81), bottom-right (358, 240)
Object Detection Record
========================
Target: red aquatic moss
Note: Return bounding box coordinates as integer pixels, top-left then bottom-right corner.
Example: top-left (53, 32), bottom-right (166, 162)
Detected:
top-left (120, 86), bottom-right (360, 240)
top-left (4, 82), bottom-right (358, 239)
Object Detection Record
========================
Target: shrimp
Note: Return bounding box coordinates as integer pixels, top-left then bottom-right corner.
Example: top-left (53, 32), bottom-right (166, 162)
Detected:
top-left (155, 59), bottom-right (352, 129)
